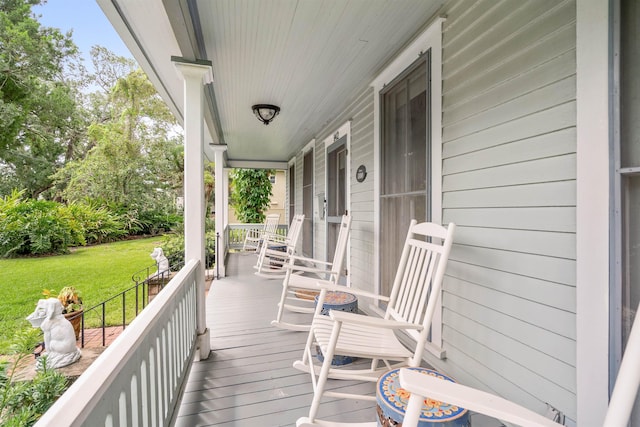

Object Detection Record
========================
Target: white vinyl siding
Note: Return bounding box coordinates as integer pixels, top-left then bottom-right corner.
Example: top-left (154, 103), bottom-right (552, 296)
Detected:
top-left (348, 88), bottom-right (375, 293)
top-left (430, 0), bottom-right (578, 422)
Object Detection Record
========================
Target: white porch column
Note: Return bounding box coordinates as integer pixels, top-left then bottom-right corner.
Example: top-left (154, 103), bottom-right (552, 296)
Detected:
top-left (576, 0), bottom-right (610, 424)
top-left (173, 57), bottom-right (212, 361)
top-left (211, 145), bottom-right (227, 278)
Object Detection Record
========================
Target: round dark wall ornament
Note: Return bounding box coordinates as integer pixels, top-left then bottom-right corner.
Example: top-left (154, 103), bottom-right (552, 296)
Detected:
top-left (356, 165), bottom-right (367, 183)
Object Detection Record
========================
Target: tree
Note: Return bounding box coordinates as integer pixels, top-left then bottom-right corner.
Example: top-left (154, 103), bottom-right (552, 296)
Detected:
top-left (0, 0), bottom-right (82, 198)
top-left (230, 169), bottom-right (273, 223)
top-left (53, 67), bottom-right (182, 211)
top-left (204, 161), bottom-right (215, 216)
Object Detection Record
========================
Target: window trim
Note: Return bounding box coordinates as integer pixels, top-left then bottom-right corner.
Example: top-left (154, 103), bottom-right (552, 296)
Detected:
top-left (371, 17), bottom-right (444, 353)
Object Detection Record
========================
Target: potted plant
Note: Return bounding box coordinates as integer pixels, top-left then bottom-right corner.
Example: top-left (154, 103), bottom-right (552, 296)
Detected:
top-left (42, 286), bottom-right (84, 340)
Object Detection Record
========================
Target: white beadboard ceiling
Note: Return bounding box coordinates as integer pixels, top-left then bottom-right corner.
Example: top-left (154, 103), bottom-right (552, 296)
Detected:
top-left (97, 0), bottom-right (443, 166)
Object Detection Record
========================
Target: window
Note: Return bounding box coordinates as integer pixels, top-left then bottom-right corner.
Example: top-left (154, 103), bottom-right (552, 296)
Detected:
top-left (379, 57), bottom-right (430, 295)
top-left (327, 131), bottom-right (348, 267)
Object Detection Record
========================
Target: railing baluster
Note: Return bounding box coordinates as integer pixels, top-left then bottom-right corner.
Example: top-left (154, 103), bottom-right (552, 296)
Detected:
top-left (81, 312), bottom-right (85, 348)
top-left (216, 232), bottom-right (220, 279)
top-left (102, 302), bottom-right (106, 347)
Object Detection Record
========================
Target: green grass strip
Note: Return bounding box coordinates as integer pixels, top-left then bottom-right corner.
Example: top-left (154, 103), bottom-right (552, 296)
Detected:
top-left (0, 236), bottom-right (166, 353)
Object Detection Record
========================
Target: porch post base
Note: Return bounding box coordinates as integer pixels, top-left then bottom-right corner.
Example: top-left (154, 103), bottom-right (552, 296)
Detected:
top-left (196, 328), bottom-right (211, 361)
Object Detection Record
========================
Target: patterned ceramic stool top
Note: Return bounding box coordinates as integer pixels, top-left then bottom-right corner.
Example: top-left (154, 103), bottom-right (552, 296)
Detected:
top-left (376, 367), bottom-right (469, 426)
top-left (315, 291), bottom-right (358, 315)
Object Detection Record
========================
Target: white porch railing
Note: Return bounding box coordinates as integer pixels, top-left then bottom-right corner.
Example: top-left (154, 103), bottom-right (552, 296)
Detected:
top-left (35, 259), bottom-right (200, 427)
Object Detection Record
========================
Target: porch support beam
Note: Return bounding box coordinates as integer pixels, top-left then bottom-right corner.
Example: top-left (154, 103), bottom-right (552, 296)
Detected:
top-left (227, 159), bottom-right (289, 169)
top-left (211, 144), bottom-right (228, 278)
top-left (173, 57), bottom-right (213, 361)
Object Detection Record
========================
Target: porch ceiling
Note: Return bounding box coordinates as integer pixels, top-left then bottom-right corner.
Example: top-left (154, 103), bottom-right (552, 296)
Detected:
top-left (97, 0), bottom-right (443, 166)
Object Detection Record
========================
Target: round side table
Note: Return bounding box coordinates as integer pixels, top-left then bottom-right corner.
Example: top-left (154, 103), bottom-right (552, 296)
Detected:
top-left (376, 367), bottom-right (469, 426)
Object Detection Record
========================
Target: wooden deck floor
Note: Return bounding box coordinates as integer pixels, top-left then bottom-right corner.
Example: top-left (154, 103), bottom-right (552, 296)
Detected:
top-left (175, 253), bottom-right (377, 427)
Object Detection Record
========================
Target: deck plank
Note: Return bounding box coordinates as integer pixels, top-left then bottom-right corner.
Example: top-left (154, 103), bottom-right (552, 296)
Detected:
top-left (175, 253), bottom-right (377, 426)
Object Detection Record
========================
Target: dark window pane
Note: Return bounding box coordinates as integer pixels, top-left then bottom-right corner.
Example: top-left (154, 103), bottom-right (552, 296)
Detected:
top-left (408, 69), bottom-right (427, 192)
top-left (302, 151), bottom-right (314, 257)
top-left (288, 164), bottom-right (295, 222)
top-left (380, 195), bottom-right (426, 295)
top-left (379, 55), bottom-right (430, 297)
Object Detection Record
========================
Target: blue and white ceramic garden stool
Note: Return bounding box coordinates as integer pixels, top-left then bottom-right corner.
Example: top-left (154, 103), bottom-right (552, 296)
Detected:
top-left (314, 290), bottom-right (358, 366)
top-left (376, 367), bottom-right (470, 427)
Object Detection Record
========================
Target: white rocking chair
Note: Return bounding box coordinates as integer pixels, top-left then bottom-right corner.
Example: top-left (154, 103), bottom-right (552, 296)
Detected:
top-left (254, 214), bottom-right (305, 278)
top-left (242, 213), bottom-right (280, 252)
top-left (296, 298), bottom-right (640, 427)
top-left (293, 220), bottom-right (456, 422)
top-left (271, 214), bottom-right (352, 331)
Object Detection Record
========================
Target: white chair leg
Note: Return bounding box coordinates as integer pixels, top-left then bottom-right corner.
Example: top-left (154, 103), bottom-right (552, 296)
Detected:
top-left (308, 333), bottom-right (339, 420)
top-left (274, 271), bottom-right (291, 324)
top-left (308, 320), bottom-right (343, 421)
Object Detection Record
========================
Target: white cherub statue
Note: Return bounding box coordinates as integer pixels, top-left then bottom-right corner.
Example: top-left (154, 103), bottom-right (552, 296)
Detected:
top-left (26, 298), bottom-right (81, 370)
top-left (150, 247), bottom-right (170, 275)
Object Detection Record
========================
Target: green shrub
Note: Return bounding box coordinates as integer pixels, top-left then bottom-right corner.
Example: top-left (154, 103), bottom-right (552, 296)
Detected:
top-left (162, 230), bottom-right (216, 270)
top-left (0, 191), bottom-right (76, 257)
top-left (62, 202), bottom-right (126, 245)
top-left (0, 330), bottom-right (69, 426)
top-left (162, 232), bottom-right (184, 268)
top-left (0, 192), bottom-right (182, 257)
top-left (136, 209), bottom-right (182, 235)
top-left (85, 200), bottom-right (182, 237)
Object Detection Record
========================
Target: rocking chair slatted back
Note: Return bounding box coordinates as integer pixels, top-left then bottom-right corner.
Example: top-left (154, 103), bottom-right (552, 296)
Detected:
top-left (284, 214), bottom-right (305, 252)
top-left (385, 220), bottom-right (455, 359)
top-left (264, 213), bottom-right (280, 235)
top-left (242, 213), bottom-right (281, 252)
top-left (255, 214), bottom-right (305, 276)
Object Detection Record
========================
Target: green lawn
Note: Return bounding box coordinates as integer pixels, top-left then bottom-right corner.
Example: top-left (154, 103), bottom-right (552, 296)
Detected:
top-left (0, 236), bottom-right (166, 353)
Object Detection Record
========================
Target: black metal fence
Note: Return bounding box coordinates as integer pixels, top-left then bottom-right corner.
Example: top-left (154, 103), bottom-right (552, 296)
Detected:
top-left (75, 233), bottom-right (219, 348)
top-left (75, 262), bottom-right (183, 348)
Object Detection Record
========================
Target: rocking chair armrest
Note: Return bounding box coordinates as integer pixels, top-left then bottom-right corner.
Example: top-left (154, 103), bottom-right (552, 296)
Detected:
top-left (399, 369), bottom-right (562, 427)
top-left (263, 247), bottom-right (289, 256)
top-left (328, 310), bottom-right (423, 331)
top-left (315, 281), bottom-right (391, 303)
top-left (288, 254), bottom-right (333, 266)
top-left (283, 263), bottom-right (335, 275)
top-left (264, 234), bottom-right (287, 245)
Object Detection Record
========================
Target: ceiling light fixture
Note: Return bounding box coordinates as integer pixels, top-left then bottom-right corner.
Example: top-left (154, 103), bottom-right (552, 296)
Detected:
top-left (252, 104), bottom-right (280, 125)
